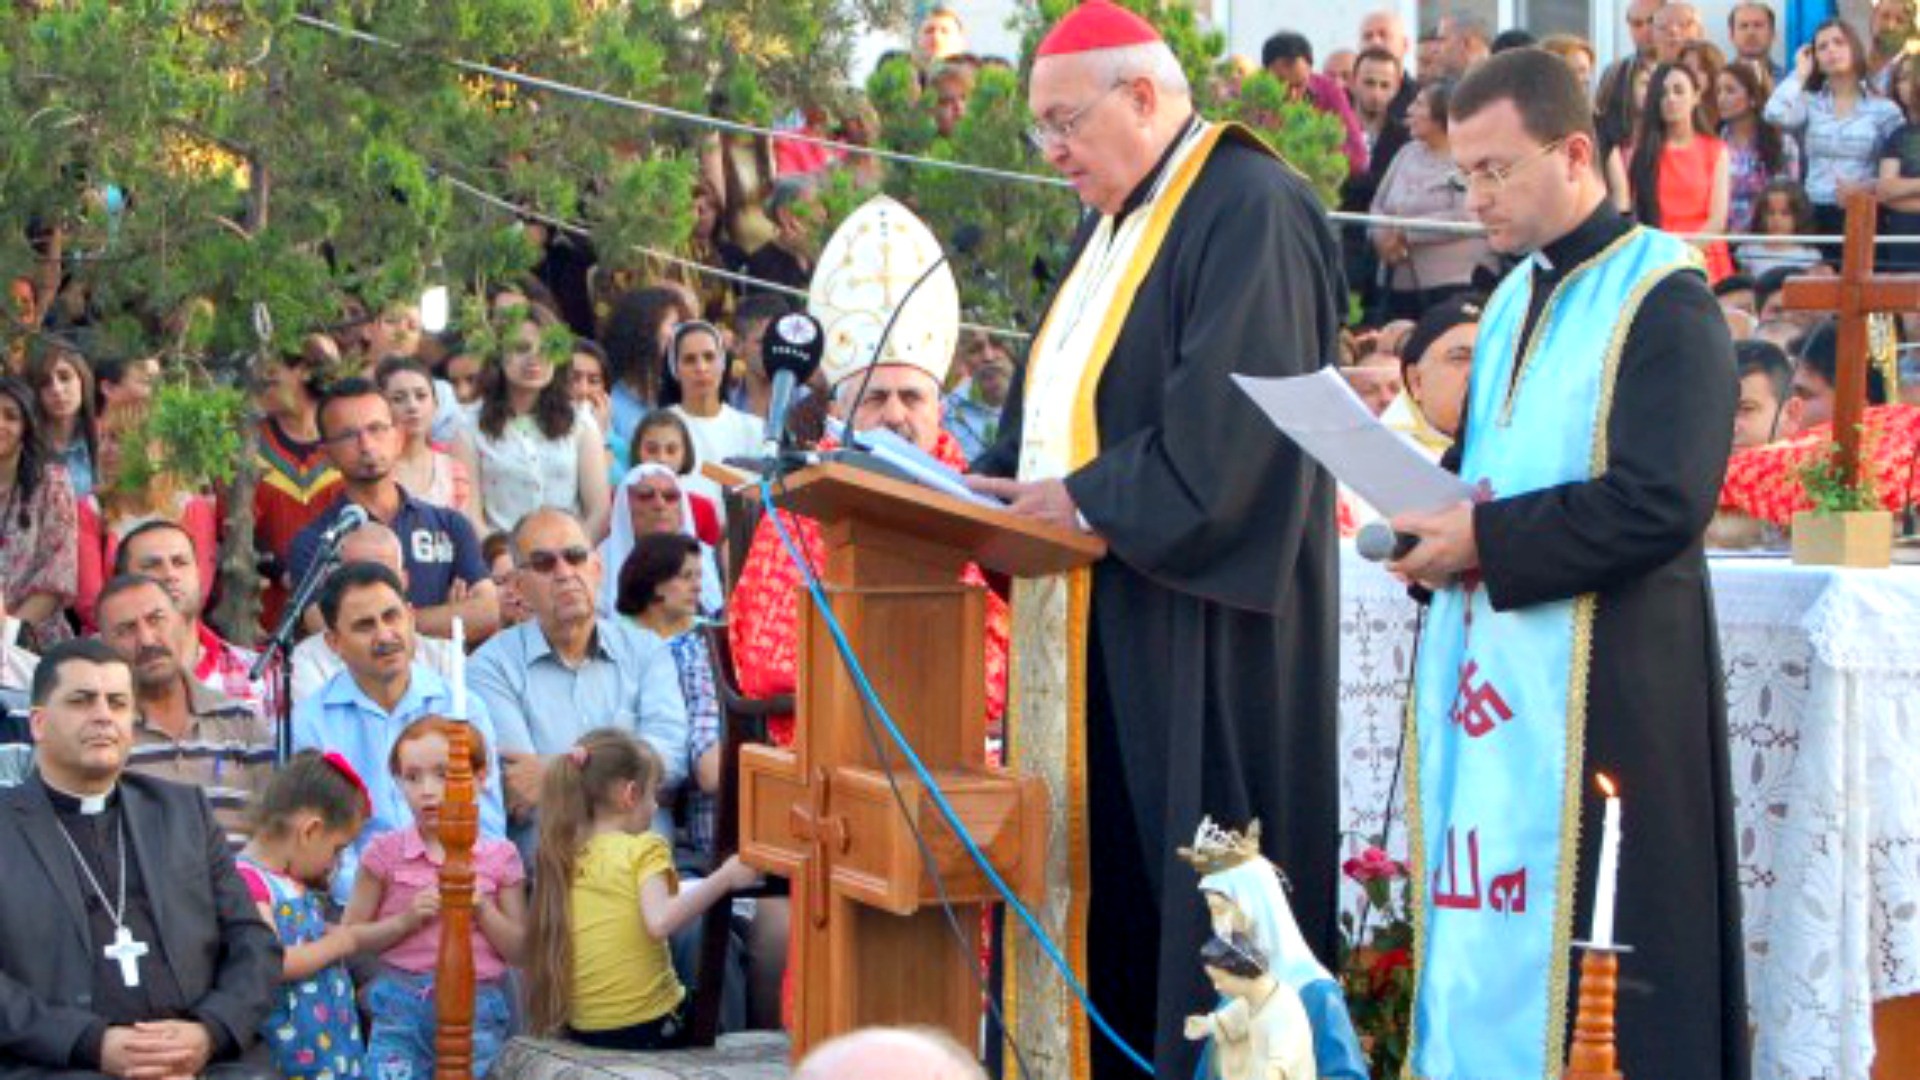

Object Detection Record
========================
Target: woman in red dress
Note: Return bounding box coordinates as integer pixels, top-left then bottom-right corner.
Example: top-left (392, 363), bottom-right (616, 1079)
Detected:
top-left (1629, 63), bottom-right (1735, 281)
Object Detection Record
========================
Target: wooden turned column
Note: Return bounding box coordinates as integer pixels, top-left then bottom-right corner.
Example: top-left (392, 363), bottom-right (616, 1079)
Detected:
top-left (1565, 948), bottom-right (1624, 1080)
top-left (434, 724), bottom-right (479, 1080)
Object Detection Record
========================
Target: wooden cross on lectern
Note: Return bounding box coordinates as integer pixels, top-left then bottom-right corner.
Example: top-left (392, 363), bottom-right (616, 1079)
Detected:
top-left (1781, 190), bottom-right (1920, 484)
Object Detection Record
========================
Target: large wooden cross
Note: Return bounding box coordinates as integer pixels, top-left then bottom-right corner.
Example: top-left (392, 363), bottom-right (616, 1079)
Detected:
top-left (1781, 189), bottom-right (1920, 484)
top-left (730, 462), bottom-right (1099, 1060)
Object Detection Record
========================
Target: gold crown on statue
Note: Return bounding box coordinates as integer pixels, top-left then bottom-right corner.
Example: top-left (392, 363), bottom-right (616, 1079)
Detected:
top-left (1178, 816), bottom-right (1263, 875)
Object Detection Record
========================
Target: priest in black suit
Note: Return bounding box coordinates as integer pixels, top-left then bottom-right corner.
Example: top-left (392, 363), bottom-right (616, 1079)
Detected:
top-left (0, 638), bottom-right (280, 1080)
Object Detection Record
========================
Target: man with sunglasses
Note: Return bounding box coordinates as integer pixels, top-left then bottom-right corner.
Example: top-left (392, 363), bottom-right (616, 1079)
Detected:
top-left (468, 508), bottom-right (688, 838)
top-left (1385, 48), bottom-right (1743, 1080)
top-left (287, 377), bottom-right (499, 642)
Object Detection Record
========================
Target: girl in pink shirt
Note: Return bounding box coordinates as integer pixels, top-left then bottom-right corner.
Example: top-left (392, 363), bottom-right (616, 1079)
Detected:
top-left (345, 717), bottom-right (527, 1080)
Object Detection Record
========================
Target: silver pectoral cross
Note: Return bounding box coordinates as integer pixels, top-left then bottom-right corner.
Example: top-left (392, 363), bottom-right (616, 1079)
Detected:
top-left (104, 925), bottom-right (148, 988)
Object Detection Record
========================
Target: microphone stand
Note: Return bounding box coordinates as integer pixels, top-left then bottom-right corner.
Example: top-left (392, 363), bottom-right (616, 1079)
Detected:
top-left (253, 530), bottom-right (349, 764)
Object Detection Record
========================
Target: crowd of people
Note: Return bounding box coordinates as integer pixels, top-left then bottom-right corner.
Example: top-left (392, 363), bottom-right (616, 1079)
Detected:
top-left (1309, 1), bottom-right (1920, 541)
top-left (2, 0), bottom-right (1918, 1076)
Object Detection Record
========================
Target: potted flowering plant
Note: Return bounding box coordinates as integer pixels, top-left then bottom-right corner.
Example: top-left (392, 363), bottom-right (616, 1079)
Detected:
top-left (1337, 839), bottom-right (1414, 1080)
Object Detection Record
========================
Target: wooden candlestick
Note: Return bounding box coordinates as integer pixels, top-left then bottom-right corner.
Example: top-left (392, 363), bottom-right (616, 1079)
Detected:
top-left (434, 723), bottom-right (479, 1080)
top-left (1565, 947), bottom-right (1625, 1080)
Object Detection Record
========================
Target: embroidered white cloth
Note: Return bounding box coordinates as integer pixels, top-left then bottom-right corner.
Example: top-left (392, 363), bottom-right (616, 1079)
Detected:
top-left (1335, 548), bottom-right (1920, 1080)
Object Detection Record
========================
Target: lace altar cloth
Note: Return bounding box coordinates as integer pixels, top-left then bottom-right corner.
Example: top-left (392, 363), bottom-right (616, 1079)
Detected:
top-left (1335, 548), bottom-right (1920, 1079)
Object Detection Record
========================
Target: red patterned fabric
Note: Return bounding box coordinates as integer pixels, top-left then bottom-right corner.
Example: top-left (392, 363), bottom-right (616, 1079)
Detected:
top-left (727, 431), bottom-right (1010, 747)
top-left (1718, 404), bottom-right (1920, 526)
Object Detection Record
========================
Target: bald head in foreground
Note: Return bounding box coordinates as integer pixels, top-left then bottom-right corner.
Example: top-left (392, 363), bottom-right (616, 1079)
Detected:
top-left (793, 1027), bottom-right (986, 1080)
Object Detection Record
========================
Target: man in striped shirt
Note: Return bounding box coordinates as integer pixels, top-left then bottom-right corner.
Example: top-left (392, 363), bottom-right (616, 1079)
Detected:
top-left (94, 574), bottom-right (273, 845)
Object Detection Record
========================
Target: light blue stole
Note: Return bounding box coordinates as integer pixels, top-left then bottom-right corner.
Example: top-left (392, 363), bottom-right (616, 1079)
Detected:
top-left (1406, 226), bottom-right (1700, 1079)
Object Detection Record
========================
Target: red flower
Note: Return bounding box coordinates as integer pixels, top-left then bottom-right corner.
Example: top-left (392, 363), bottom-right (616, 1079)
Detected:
top-left (1367, 946), bottom-right (1412, 997)
top-left (1343, 846), bottom-right (1407, 884)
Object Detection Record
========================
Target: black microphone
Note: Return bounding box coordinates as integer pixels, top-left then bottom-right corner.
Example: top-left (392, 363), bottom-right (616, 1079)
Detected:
top-left (759, 312), bottom-right (825, 457)
top-left (841, 226), bottom-right (979, 452)
top-left (1356, 521), bottom-right (1419, 562)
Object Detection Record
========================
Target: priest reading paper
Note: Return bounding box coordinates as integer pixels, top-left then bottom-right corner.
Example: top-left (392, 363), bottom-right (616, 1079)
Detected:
top-left (1384, 50), bottom-right (1745, 1080)
top-left (967, 4), bottom-right (1344, 1077)
top-left (0, 639), bottom-right (280, 1078)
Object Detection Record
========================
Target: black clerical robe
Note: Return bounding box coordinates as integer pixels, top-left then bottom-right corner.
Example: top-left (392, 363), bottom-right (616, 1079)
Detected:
top-left (976, 125), bottom-right (1343, 1080)
top-left (1442, 206), bottom-right (1748, 1079)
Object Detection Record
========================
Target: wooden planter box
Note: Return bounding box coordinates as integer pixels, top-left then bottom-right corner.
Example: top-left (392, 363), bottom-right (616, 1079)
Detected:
top-left (1792, 510), bottom-right (1894, 568)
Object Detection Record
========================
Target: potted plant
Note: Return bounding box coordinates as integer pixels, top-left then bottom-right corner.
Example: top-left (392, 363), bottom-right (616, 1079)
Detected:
top-left (1337, 840), bottom-right (1414, 1080)
top-left (1792, 440), bottom-right (1892, 568)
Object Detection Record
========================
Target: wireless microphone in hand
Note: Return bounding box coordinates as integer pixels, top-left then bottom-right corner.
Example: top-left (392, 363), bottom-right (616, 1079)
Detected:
top-left (1355, 520), bottom-right (1419, 562)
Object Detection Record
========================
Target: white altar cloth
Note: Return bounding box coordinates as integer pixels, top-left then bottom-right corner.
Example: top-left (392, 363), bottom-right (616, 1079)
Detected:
top-left (1335, 548), bottom-right (1920, 1079)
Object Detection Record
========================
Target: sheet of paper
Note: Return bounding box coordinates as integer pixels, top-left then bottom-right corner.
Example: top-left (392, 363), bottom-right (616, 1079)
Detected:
top-left (825, 420), bottom-right (1006, 509)
top-left (1233, 369), bottom-right (1475, 518)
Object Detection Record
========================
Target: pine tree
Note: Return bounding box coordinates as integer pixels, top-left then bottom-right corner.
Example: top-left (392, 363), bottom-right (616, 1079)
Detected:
top-left (851, 0), bottom-right (1351, 332)
top-left (0, 0), bottom-right (879, 641)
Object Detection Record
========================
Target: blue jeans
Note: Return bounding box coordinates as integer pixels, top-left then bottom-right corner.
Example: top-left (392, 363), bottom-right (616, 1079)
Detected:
top-left (366, 969), bottom-right (511, 1080)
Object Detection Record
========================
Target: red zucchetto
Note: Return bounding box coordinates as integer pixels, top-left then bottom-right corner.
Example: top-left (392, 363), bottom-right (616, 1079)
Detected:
top-left (1035, 0), bottom-right (1163, 56)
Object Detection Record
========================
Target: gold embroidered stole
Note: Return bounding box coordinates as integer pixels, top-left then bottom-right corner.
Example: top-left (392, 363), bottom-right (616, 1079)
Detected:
top-left (1003, 121), bottom-right (1266, 1080)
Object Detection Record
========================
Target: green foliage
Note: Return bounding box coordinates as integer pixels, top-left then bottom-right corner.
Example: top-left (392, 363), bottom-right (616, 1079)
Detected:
top-left (1797, 437), bottom-right (1883, 514)
top-left (115, 372), bottom-right (249, 494)
top-left (0, 0), bottom-right (879, 367)
top-left (849, 0), bottom-right (1351, 327)
top-left (861, 56), bottom-right (1077, 329)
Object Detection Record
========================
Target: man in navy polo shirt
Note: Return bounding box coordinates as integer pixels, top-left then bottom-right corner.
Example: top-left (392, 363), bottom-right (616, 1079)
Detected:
top-left (288, 378), bottom-right (500, 641)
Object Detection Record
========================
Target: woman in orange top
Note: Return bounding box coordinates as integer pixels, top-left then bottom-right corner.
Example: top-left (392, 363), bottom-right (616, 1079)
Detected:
top-left (1629, 63), bottom-right (1735, 281)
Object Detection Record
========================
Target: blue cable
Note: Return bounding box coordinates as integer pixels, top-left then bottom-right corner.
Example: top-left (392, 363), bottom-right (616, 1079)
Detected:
top-left (760, 478), bottom-right (1158, 1077)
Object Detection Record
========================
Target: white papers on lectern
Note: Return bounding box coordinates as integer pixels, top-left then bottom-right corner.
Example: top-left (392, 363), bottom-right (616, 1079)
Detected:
top-left (1232, 369), bottom-right (1474, 517)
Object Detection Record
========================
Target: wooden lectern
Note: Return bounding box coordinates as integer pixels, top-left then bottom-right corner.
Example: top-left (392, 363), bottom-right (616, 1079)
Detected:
top-left (729, 461), bottom-right (1104, 1060)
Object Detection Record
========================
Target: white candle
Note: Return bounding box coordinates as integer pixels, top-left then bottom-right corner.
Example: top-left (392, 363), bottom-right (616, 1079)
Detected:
top-left (450, 616), bottom-right (467, 720)
top-left (1591, 773), bottom-right (1622, 948)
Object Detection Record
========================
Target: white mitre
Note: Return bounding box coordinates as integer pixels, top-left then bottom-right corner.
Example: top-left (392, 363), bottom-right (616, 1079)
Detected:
top-left (808, 195), bottom-right (960, 389)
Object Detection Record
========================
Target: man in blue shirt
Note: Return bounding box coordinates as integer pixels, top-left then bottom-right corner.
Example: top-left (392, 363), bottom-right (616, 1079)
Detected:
top-left (288, 377), bottom-right (499, 642)
top-left (290, 562), bottom-right (508, 902)
top-left (469, 508), bottom-right (689, 829)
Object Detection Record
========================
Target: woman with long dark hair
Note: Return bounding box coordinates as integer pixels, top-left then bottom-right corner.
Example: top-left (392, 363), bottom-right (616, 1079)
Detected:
top-left (0, 376), bottom-right (77, 647)
top-left (1719, 61), bottom-right (1799, 232)
top-left (470, 305), bottom-right (612, 538)
top-left (1877, 53), bottom-right (1920, 269)
top-left (1766, 18), bottom-right (1903, 241)
top-left (599, 286), bottom-right (693, 454)
top-left (1629, 63), bottom-right (1734, 281)
top-left (26, 342), bottom-right (97, 498)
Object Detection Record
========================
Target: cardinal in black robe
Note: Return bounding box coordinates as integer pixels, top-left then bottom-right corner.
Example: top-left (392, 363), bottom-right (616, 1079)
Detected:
top-left (973, 71), bottom-right (1346, 1080)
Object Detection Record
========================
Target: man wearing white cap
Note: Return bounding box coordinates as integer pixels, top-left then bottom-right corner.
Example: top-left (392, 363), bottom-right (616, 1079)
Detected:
top-left (727, 196), bottom-right (1011, 752)
top-left (964, 3), bottom-right (1345, 1077)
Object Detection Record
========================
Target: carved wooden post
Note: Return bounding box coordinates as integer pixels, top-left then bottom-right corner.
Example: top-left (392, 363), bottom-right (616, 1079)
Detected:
top-left (435, 722), bottom-right (478, 1080)
top-left (1565, 947), bottom-right (1625, 1080)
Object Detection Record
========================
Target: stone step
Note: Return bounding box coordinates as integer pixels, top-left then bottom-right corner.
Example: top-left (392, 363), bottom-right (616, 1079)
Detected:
top-left (490, 1033), bottom-right (792, 1080)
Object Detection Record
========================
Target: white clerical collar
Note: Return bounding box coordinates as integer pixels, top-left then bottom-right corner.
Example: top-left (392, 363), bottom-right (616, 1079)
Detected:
top-left (1532, 250), bottom-right (1555, 273)
top-left (44, 775), bottom-right (117, 815)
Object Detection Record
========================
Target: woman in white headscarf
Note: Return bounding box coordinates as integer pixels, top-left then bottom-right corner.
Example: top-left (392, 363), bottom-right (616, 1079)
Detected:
top-left (1200, 859), bottom-right (1369, 1080)
top-left (598, 463), bottom-right (723, 616)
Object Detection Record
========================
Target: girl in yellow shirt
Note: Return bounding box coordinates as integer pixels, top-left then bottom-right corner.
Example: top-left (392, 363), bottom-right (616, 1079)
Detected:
top-left (526, 728), bottom-right (759, 1048)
